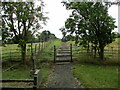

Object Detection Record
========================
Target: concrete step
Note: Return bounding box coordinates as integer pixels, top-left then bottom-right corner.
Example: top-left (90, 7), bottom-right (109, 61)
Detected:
top-left (55, 60), bottom-right (71, 62)
top-left (58, 49), bottom-right (70, 51)
top-left (58, 51), bottom-right (71, 53)
top-left (56, 57), bottom-right (71, 61)
top-left (56, 54), bottom-right (71, 57)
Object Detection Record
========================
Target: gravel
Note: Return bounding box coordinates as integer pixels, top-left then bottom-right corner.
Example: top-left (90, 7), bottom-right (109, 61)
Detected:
top-left (45, 42), bottom-right (81, 88)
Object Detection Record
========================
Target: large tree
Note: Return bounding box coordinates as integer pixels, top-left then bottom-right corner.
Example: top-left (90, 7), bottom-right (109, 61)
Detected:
top-left (36, 30), bottom-right (57, 42)
top-left (2, 1), bottom-right (47, 64)
top-left (63, 2), bottom-right (117, 60)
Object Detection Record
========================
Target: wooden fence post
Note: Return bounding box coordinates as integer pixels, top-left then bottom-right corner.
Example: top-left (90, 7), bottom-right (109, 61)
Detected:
top-left (111, 47), bottom-right (113, 56)
top-left (54, 45), bottom-right (56, 63)
top-left (10, 49), bottom-right (11, 60)
top-left (39, 43), bottom-right (40, 52)
top-left (35, 44), bottom-right (37, 54)
top-left (42, 41), bottom-right (43, 50)
top-left (70, 44), bottom-right (73, 62)
top-left (31, 43), bottom-right (35, 72)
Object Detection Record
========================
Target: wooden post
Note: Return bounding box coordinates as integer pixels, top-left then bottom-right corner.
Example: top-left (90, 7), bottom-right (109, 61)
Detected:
top-left (111, 47), bottom-right (113, 55)
top-left (39, 43), bottom-right (40, 52)
top-left (70, 44), bottom-right (73, 62)
top-left (31, 43), bottom-right (35, 72)
top-left (10, 49), bottom-right (11, 60)
top-left (42, 41), bottom-right (43, 50)
top-left (34, 73), bottom-right (37, 89)
top-left (54, 45), bottom-right (56, 63)
top-left (40, 42), bottom-right (41, 51)
top-left (35, 44), bottom-right (37, 54)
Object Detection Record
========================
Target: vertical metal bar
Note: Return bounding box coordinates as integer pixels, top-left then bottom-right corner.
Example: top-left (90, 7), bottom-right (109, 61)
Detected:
top-left (70, 44), bottom-right (73, 62)
top-left (54, 45), bottom-right (56, 63)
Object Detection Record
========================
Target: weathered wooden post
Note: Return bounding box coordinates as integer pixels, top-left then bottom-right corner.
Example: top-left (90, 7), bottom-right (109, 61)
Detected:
top-left (43, 41), bottom-right (44, 49)
top-left (39, 43), bottom-right (40, 52)
top-left (111, 47), bottom-right (113, 55)
top-left (54, 45), bottom-right (56, 63)
top-left (70, 44), bottom-right (73, 62)
top-left (33, 70), bottom-right (41, 88)
top-left (31, 43), bottom-right (35, 72)
top-left (42, 40), bottom-right (43, 50)
top-left (10, 49), bottom-right (11, 60)
top-left (35, 44), bottom-right (37, 54)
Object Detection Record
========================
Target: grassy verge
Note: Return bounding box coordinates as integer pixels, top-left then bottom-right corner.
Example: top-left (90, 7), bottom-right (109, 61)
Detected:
top-left (72, 53), bottom-right (118, 88)
top-left (70, 39), bottom-right (118, 88)
top-left (2, 40), bottom-right (61, 80)
top-left (39, 62), bottom-right (52, 87)
top-left (36, 40), bottom-right (62, 87)
top-left (73, 63), bottom-right (118, 88)
top-left (2, 64), bottom-right (32, 79)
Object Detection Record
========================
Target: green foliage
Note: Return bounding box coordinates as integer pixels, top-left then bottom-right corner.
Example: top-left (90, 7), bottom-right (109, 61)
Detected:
top-left (62, 34), bottom-right (75, 42)
top-left (63, 2), bottom-right (117, 59)
top-left (36, 30), bottom-right (57, 42)
top-left (2, 2), bottom-right (47, 44)
top-left (59, 27), bottom-right (67, 42)
top-left (2, 2), bottom-right (47, 63)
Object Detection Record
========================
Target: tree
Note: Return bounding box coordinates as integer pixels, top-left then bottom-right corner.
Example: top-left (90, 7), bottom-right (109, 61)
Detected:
top-left (36, 30), bottom-right (57, 42)
top-left (59, 27), bottom-right (67, 42)
top-left (63, 2), bottom-right (117, 60)
top-left (2, 2), bottom-right (47, 64)
top-left (12, 30), bottom-right (36, 43)
top-left (41, 30), bottom-right (51, 42)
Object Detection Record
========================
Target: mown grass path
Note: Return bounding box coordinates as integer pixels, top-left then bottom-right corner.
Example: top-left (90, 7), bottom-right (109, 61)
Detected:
top-left (45, 42), bottom-right (81, 88)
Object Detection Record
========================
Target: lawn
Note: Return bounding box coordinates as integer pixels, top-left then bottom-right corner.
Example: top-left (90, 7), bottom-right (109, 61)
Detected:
top-left (2, 39), bottom-right (62, 87)
top-left (2, 64), bottom-right (32, 79)
top-left (72, 63), bottom-right (118, 88)
top-left (70, 38), bottom-right (119, 88)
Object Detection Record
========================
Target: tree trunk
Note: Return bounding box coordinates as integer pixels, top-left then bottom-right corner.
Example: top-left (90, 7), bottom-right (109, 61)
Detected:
top-left (21, 44), bottom-right (26, 64)
top-left (99, 46), bottom-right (104, 60)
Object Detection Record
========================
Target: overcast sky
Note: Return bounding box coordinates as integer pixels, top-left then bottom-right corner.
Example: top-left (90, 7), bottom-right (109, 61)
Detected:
top-left (40, 0), bottom-right (118, 39)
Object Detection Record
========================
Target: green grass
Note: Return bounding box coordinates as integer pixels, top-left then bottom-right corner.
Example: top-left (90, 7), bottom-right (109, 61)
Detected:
top-left (68, 38), bottom-right (119, 88)
top-left (1, 42), bottom-right (45, 62)
top-left (36, 40), bottom-right (62, 87)
top-left (72, 63), bottom-right (118, 88)
top-left (2, 40), bottom-right (61, 80)
top-left (39, 63), bottom-right (51, 87)
top-left (2, 64), bottom-right (32, 79)
top-left (2, 40), bottom-right (62, 88)
top-left (37, 40), bottom-right (61, 61)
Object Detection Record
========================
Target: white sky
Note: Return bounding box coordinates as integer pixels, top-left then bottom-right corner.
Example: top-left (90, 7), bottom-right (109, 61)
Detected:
top-left (40, 0), bottom-right (118, 39)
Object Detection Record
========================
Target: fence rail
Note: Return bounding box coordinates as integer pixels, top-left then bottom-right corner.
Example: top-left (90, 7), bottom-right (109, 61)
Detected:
top-left (72, 45), bottom-right (119, 58)
top-left (1, 41), bottom-right (50, 62)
